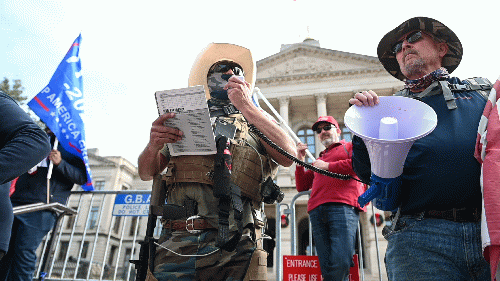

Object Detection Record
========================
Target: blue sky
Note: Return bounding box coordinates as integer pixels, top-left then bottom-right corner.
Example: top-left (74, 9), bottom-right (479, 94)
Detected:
top-left (2, 0), bottom-right (499, 164)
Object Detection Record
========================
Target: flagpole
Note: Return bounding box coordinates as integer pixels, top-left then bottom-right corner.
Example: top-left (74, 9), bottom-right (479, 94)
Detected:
top-left (47, 138), bottom-right (59, 204)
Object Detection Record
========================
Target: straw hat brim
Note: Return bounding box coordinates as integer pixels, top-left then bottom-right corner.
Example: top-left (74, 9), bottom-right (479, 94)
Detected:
top-left (188, 43), bottom-right (255, 100)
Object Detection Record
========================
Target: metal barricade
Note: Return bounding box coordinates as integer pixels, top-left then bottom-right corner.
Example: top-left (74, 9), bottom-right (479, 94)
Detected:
top-left (33, 190), bottom-right (160, 281)
top-left (31, 188), bottom-right (384, 280)
top-left (275, 191), bottom-right (384, 281)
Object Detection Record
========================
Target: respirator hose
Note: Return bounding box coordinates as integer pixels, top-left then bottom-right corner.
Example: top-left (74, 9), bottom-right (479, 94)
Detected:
top-left (248, 124), bottom-right (369, 184)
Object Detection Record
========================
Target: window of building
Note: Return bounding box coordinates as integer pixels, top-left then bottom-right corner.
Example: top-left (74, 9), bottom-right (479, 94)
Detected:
top-left (124, 248), bottom-right (132, 267)
top-left (129, 217), bottom-right (138, 236)
top-left (113, 216), bottom-right (122, 234)
top-left (297, 127), bottom-right (316, 163)
top-left (94, 180), bottom-right (105, 191)
top-left (58, 241), bottom-right (69, 261)
top-left (341, 126), bottom-right (352, 142)
top-left (87, 207), bottom-right (99, 230)
top-left (81, 241), bottom-right (89, 259)
top-left (108, 245), bottom-right (117, 266)
top-left (66, 215), bottom-right (75, 229)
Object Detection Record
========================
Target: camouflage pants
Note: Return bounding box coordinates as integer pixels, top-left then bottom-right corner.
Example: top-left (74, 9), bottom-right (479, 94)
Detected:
top-left (151, 228), bottom-right (256, 281)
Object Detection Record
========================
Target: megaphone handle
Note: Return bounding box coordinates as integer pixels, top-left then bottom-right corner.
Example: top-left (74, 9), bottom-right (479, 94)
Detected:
top-left (358, 183), bottom-right (382, 207)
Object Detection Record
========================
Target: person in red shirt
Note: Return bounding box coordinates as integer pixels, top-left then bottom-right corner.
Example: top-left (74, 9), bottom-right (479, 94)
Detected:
top-left (295, 116), bottom-right (366, 281)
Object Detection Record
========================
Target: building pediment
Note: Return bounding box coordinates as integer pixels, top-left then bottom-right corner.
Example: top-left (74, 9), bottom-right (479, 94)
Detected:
top-left (256, 43), bottom-right (383, 82)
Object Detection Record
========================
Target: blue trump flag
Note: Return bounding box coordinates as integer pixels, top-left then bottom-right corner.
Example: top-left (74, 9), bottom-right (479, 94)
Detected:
top-left (28, 34), bottom-right (94, 191)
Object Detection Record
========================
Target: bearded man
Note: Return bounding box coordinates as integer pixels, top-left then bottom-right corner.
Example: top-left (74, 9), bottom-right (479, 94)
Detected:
top-left (295, 116), bottom-right (366, 281)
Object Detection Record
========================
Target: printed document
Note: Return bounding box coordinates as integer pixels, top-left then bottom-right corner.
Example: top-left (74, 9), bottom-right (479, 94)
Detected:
top-left (155, 85), bottom-right (216, 156)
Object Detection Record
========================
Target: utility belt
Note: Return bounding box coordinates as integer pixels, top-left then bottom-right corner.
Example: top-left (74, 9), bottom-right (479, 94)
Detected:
top-left (154, 201), bottom-right (214, 234)
top-left (164, 218), bottom-right (215, 233)
top-left (404, 207), bottom-right (480, 223)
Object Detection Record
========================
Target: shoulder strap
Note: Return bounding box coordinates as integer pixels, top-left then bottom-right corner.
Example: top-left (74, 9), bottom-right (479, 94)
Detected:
top-left (394, 78), bottom-right (492, 110)
top-left (394, 81), bottom-right (442, 100)
top-left (459, 77), bottom-right (492, 100)
top-left (439, 81), bottom-right (458, 110)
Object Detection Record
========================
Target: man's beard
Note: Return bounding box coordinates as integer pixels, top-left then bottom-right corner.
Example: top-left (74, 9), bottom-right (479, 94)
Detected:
top-left (321, 137), bottom-right (335, 147)
top-left (404, 57), bottom-right (426, 78)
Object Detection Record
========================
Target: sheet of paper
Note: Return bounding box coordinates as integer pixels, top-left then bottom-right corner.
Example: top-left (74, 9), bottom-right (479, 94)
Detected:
top-left (155, 85), bottom-right (216, 156)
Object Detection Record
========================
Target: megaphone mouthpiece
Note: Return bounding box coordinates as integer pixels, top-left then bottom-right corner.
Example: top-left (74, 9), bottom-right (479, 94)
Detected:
top-left (379, 117), bottom-right (399, 140)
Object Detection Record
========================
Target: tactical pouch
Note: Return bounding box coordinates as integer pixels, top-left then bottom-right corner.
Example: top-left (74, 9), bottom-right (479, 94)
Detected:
top-left (161, 162), bottom-right (175, 186)
top-left (161, 200), bottom-right (197, 220)
top-left (243, 249), bottom-right (268, 281)
top-left (230, 141), bottom-right (280, 202)
top-left (260, 177), bottom-right (284, 204)
top-left (164, 156), bottom-right (214, 185)
top-left (213, 135), bottom-right (232, 199)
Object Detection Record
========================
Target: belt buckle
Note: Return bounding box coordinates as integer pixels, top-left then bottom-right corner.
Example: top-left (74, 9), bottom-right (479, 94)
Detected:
top-left (186, 215), bottom-right (202, 234)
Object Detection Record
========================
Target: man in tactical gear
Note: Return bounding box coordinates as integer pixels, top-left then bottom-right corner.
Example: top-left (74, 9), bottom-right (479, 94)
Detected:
top-left (138, 43), bottom-right (296, 281)
top-left (349, 17), bottom-right (492, 280)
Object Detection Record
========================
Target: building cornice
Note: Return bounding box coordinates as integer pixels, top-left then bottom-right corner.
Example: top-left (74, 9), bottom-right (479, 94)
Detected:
top-left (256, 67), bottom-right (386, 85)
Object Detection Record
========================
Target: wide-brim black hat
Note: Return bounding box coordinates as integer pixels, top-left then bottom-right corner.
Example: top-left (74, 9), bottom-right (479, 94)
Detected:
top-left (377, 17), bottom-right (463, 81)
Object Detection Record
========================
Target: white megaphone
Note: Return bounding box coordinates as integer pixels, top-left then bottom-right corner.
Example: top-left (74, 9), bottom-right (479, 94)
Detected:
top-left (344, 96), bottom-right (437, 211)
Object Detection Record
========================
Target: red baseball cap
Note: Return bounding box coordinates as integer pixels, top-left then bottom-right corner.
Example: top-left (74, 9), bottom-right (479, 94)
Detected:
top-left (312, 116), bottom-right (341, 134)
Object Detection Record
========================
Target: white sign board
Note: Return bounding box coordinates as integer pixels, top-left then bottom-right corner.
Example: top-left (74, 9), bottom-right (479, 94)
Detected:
top-left (112, 194), bottom-right (151, 216)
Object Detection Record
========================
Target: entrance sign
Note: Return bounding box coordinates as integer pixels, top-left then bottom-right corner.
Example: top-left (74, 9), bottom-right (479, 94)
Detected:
top-left (112, 194), bottom-right (150, 216)
top-left (283, 255), bottom-right (321, 281)
top-left (349, 254), bottom-right (360, 281)
top-left (283, 255), bottom-right (359, 281)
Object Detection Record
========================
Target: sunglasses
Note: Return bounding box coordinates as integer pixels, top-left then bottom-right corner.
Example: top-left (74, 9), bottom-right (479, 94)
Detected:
top-left (391, 31), bottom-right (423, 54)
top-left (208, 62), bottom-right (244, 76)
top-left (315, 125), bottom-right (333, 134)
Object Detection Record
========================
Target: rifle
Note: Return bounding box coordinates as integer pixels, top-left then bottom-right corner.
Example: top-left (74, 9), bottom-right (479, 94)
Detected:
top-left (131, 174), bottom-right (166, 281)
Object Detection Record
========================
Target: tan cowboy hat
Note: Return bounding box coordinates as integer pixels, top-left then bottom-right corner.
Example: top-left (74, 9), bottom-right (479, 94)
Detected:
top-left (377, 17), bottom-right (462, 81)
top-left (188, 43), bottom-right (256, 100)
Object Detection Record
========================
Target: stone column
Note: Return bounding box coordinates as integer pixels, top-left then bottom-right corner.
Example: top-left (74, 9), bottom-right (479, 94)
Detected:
top-left (278, 96), bottom-right (290, 128)
top-left (276, 96), bottom-right (292, 186)
top-left (314, 94), bottom-right (327, 157)
top-left (315, 93), bottom-right (327, 117)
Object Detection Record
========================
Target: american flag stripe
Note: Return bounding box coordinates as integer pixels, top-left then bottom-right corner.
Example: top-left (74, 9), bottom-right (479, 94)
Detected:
top-left (475, 76), bottom-right (500, 280)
